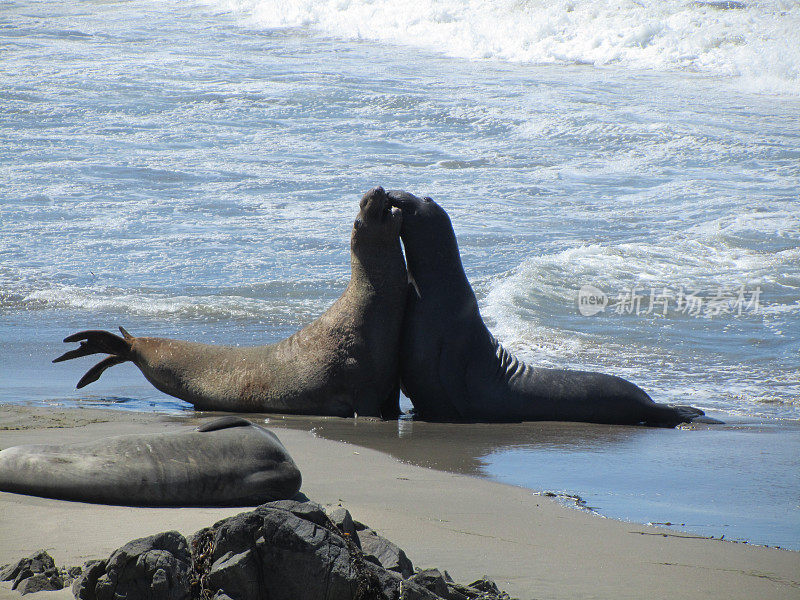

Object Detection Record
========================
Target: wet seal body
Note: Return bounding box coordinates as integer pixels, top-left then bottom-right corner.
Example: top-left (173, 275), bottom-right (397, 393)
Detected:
top-left (0, 416), bottom-right (301, 506)
top-left (388, 190), bottom-right (717, 427)
top-left (54, 188), bottom-right (407, 418)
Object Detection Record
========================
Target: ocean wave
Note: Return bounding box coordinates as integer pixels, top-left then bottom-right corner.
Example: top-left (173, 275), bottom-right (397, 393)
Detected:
top-left (481, 236), bottom-right (800, 357)
top-left (478, 213), bottom-right (800, 419)
top-left (204, 0), bottom-right (800, 95)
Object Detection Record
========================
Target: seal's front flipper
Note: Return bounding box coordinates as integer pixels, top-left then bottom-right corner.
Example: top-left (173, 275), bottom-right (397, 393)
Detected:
top-left (645, 404), bottom-right (724, 427)
top-left (669, 404), bottom-right (724, 425)
top-left (53, 327), bottom-right (133, 389)
top-left (197, 416), bottom-right (253, 432)
top-left (687, 414), bottom-right (725, 425)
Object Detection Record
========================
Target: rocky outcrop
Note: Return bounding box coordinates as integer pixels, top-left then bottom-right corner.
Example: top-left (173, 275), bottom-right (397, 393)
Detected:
top-left (72, 531), bottom-right (192, 600)
top-left (189, 501), bottom-right (379, 600)
top-left (0, 550), bottom-right (80, 595)
top-left (8, 500), bottom-right (517, 600)
top-left (353, 522), bottom-right (414, 579)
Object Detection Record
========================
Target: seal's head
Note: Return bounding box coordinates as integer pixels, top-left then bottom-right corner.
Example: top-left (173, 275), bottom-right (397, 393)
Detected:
top-left (351, 187), bottom-right (402, 254)
top-left (386, 190), bottom-right (459, 280)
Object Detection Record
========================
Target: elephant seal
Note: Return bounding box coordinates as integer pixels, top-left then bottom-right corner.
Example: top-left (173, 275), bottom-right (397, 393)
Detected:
top-left (387, 190), bottom-right (716, 427)
top-left (54, 187), bottom-right (406, 418)
top-left (0, 416), bottom-right (301, 506)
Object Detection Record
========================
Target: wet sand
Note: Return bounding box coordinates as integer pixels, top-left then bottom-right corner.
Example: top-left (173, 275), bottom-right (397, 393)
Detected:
top-left (0, 406), bottom-right (798, 600)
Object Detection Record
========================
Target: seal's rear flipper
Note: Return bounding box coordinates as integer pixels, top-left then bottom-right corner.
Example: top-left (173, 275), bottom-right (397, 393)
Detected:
top-left (76, 355), bottom-right (128, 388)
top-left (53, 328), bottom-right (133, 389)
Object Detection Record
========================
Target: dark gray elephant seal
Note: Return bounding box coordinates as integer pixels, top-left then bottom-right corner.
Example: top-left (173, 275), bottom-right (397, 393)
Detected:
top-left (388, 190), bottom-right (716, 427)
top-left (53, 187), bottom-right (407, 418)
top-left (0, 416), bottom-right (301, 506)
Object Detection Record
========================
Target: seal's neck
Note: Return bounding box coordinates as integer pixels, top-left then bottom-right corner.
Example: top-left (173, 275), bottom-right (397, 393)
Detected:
top-left (406, 245), bottom-right (474, 304)
top-left (348, 240), bottom-right (407, 300)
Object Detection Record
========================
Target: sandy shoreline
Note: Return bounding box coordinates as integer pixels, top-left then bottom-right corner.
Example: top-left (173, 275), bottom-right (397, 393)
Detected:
top-left (0, 406), bottom-right (798, 600)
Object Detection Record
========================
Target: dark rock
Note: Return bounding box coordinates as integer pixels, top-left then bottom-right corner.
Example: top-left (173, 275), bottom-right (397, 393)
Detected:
top-left (26, 550), bottom-right (55, 574)
top-left (186, 498), bottom-right (435, 600)
top-left (16, 571), bottom-right (63, 595)
top-left (74, 531), bottom-right (191, 600)
top-left (12, 568), bottom-right (34, 590)
top-left (468, 577), bottom-right (501, 594)
top-left (72, 560), bottom-right (105, 599)
top-left (62, 564), bottom-right (84, 586)
top-left (468, 577), bottom-right (512, 598)
top-left (68, 565), bottom-right (84, 579)
top-left (410, 568), bottom-right (450, 598)
top-left (59, 498), bottom-right (518, 600)
top-left (0, 550), bottom-right (55, 583)
top-left (202, 501), bottom-right (373, 600)
top-left (367, 566), bottom-right (440, 600)
top-left (446, 584), bottom-right (471, 600)
top-left (327, 506), bottom-right (360, 546)
top-left (0, 564), bottom-right (18, 582)
top-left (263, 498), bottom-right (331, 527)
top-left (447, 579), bottom-right (515, 600)
top-left (357, 527), bottom-right (414, 578)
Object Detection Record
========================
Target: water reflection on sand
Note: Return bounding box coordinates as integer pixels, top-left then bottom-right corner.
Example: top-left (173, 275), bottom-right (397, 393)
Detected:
top-left (197, 411), bottom-right (799, 550)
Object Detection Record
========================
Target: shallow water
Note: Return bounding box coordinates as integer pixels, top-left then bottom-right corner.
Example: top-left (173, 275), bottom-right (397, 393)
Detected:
top-left (259, 414), bottom-right (800, 550)
top-left (1, 0), bottom-right (799, 549)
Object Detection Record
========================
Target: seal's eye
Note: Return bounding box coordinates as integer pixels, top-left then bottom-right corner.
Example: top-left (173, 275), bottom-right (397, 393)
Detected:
top-left (353, 218), bottom-right (363, 229)
top-left (423, 196), bottom-right (433, 203)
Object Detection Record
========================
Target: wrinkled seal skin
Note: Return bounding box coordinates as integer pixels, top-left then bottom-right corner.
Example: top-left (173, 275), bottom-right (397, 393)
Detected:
top-left (0, 416), bottom-right (301, 506)
top-left (388, 190), bottom-right (716, 427)
top-left (53, 188), bottom-right (407, 419)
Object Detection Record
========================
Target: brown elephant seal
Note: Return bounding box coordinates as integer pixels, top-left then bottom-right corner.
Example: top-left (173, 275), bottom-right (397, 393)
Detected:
top-left (54, 187), bottom-right (407, 418)
top-left (0, 416), bottom-right (301, 506)
top-left (387, 190), bottom-right (720, 427)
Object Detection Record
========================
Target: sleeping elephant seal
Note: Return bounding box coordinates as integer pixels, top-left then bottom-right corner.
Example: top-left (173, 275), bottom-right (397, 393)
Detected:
top-left (53, 187), bottom-right (407, 418)
top-left (0, 416), bottom-right (301, 506)
top-left (387, 190), bottom-right (716, 427)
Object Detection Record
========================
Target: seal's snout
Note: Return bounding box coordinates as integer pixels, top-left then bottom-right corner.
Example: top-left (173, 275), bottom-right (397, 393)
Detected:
top-left (386, 190), bottom-right (423, 214)
top-left (360, 186), bottom-right (387, 213)
top-left (360, 186), bottom-right (399, 228)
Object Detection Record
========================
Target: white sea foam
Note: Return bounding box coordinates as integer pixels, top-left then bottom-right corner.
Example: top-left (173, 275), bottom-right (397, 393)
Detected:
top-left (205, 0), bottom-right (800, 95)
top-left (484, 207), bottom-right (800, 314)
top-left (11, 285), bottom-right (327, 326)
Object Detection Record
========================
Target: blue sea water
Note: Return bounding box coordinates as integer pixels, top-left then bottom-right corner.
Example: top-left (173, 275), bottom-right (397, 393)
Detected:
top-left (1, 0), bottom-right (799, 548)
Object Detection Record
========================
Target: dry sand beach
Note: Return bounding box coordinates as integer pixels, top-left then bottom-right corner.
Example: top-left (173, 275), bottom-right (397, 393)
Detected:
top-left (0, 405), bottom-right (798, 600)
